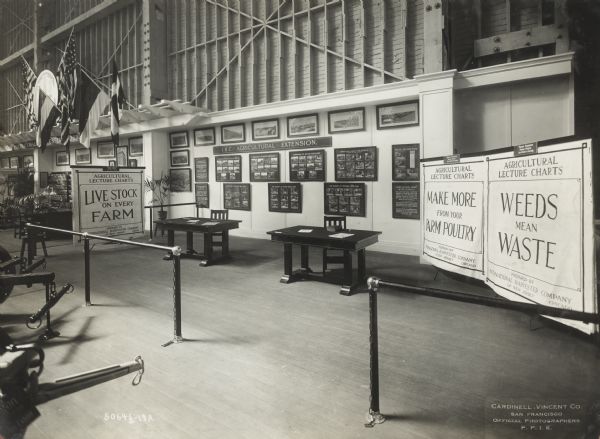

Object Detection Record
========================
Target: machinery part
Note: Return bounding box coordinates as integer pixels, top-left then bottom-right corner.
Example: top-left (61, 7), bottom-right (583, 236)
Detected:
top-left (0, 245), bottom-right (16, 302)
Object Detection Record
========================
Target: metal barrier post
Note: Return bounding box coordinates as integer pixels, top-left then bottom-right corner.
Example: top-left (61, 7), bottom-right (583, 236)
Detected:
top-left (365, 277), bottom-right (385, 427)
top-left (84, 234), bottom-right (91, 306)
top-left (162, 247), bottom-right (183, 347)
top-left (149, 208), bottom-right (153, 239)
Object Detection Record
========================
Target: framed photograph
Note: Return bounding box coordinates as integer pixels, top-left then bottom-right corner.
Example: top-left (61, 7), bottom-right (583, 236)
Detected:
top-left (108, 160), bottom-right (117, 167)
top-left (215, 155), bottom-right (242, 182)
top-left (75, 148), bottom-right (92, 164)
top-left (223, 183), bottom-right (251, 211)
top-left (268, 183), bottom-right (302, 213)
top-left (55, 151), bottom-right (69, 166)
top-left (221, 124), bottom-right (245, 144)
top-left (249, 152), bottom-right (280, 182)
top-left (9, 157), bottom-right (19, 168)
top-left (115, 145), bottom-right (128, 167)
top-left (328, 108), bottom-right (365, 133)
top-left (287, 114), bottom-right (319, 137)
top-left (23, 155), bottom-right (34, 168)
top-left (194, 157), bottom-right (209, 182)
top-left (170, 150), bottom-right (190, 167)
top-left (194, 127), bottom-right (215, 146)
top-left (252, 119), bottom-right (279, 140)
top-left (128, 159), bottom-right (138, 167)
top-left (392, 144), bottom-right (420, 181)
top-left (170, 168), bottom-right (192, 192)
top-left (128, 137), bottom-right (143, 156)
top-left (376, 101), bottom-right (419, 129)
top-left (289, 149), bottom-right (326, 181)
top-left (334, 146), bottom-right (378, 181)
top-left (0, 158), bottom-right (9, 169)
top-left (195, 183), bottom-right (209, 208)
top-left (97, 141), bottom-right (115, 158)
top-left (170, 131), bottom-right (189, 148)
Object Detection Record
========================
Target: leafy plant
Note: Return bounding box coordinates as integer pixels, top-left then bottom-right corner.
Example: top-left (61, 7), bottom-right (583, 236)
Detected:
top-left (144, 174), bottom-right (171, 212)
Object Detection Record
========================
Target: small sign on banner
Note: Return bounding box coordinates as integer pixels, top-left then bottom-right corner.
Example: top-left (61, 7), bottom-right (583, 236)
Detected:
top-left (443, 154), bottom-right (460, 164)
top-left (514, 142), bottom-right (538, 156)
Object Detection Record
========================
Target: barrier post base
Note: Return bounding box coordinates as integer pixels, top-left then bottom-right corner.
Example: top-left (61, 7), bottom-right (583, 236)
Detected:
top-left (161, 336), bottom-right (183, 347)
top-left (39, 328), bottom-right (60, 341)
top-left (364, 409), bottom-right (385, 428)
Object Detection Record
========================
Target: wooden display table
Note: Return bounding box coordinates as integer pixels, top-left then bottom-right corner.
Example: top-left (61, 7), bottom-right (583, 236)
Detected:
top-left (153, 217), bottom-right (241, 266)
top-left (267, 225), bottom-right (381, 295)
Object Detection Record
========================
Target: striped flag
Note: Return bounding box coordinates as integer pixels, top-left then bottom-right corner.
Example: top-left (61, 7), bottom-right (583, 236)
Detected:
top-left (78, 70), bottom-right (110, 148)
top-left (21, 56), bottom-right (38, 130)
top-left (110, 61), bottom-right (125, 147)
top-left (57, 31), bottom-right (78, 148)
top-left (37, 88), bottom-right (60, 151)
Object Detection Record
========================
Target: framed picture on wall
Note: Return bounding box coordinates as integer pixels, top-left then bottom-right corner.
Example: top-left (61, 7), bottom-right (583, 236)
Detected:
top-left (75, 148), bottom-right (92, 164)
top-left (252, 119), bottom-right (279, 140)
top-left (1, 158), bottom-right (9, 169)
top-left (287, 114), bottom-right (319, 137)
top-left (9, 157), bottom-right (19, 168)
top-left (170, 168), bottom-right (192, 192)
top-left (128, 159), bottom-right (138, 167)
top-left (97, 141), bottom-right (114, 158)
top-left (56, 151), bottom-right (69, 166)
top-left (376, 101), bottom-right (419, 129)
top-left (194, 127), bottom-right (215, 146)
top-left (169, 131), bottom-right (189, 148)
top-left (221, 124), bottom-right (245, 144)
top-left (128, 137), bottom-right (143, 156)
top-left (170, 150), bottom-right (190, 167)
top-left (115, 145), bottom-right (128, 167)
top-left (23, 155), bottom-right (34, 168)
top-left (108, 160), bottom-right (117, 167)
top-left (328, 108), bottom-right (365, 133)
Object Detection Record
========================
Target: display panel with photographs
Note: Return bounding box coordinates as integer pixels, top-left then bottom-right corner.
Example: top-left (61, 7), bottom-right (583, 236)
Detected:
top-left (170, 150), bottom-right (190, 167)
top-left (392, 144), bottom-right (420, 181)
top-left (215, 155), bottom-right (242, 181)
top-left (194, 157), bottom-right (209, 182)
top-left (392, 182), bottom-right (420, 219)
top-left (223, 183), bottom-right (251, 211)
top-left (252, 119), bottom-right (279, 140)
top-left (170, 131), bottom-right (189, 148)
top-left (334, 146), bottom-right (377, 181)
top-left (328, 108), bottom-right (365, 133)
top-left (194, 127), bottom-right (215, 146)
top-left (97, 141), bottom-right (114, 158)
top-left (170, 168), bottom-right (192, 192)
top-left (268, 183), bottom-right (302, 213)
top-left (128, 137), bottom-right (143, 156)
top-left (287, 114), bottom-right (319, 137)
top-left (195, 183), bottom-right (209, 208)
top-left (289, 149), bottom-right (326, 181)
top-left (249, 153), bottom-right (280, 182)
top-left (324, 183), bottom-right (366, 217)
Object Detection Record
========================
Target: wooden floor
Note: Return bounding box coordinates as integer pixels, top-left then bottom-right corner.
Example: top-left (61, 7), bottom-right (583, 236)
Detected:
top-left (1, 230), bottom-right (599, 439)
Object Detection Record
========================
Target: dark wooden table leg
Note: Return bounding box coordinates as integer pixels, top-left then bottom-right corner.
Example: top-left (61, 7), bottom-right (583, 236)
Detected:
top-left (200, 233), bottom-right (214, 266)
top-left (222, 230), bottom-right (230, 258)
top-left (163, 229), bottom-right (175, 260)
top-left (280, 243), bottom-right (295, 283)
top-left (358, 249), bottom-right (366, 280)
top-left (340, 250), bottom-right (353, 296)
top-left (300, 245), bottom-right (312, 273)
top-left (185, 231), bottom-right (196, 255)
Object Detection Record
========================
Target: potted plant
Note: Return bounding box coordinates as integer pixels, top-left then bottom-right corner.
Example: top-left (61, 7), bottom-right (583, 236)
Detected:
top-left (144, 174), bottom-right (171, 220)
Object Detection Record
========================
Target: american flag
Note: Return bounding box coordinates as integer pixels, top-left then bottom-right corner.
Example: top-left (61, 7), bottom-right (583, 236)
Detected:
top-left (57, 31), bottom-right (78, 148)
top-left (21, 56), bottom-right (38, 130)
top-left (111, 61), bottom-right (125, 147)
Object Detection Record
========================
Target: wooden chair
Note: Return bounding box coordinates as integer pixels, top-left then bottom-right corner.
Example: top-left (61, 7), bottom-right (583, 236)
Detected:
top-left (210, 209), bottom-right (229, 250)
top-left (322, 215), bottom-right (346, 272)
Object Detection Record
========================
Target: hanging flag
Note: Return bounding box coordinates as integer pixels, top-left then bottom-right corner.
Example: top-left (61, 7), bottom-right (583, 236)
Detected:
top-left (37, 89), bottom-right (60, 151)
top-left (21, 56), bottom-right (38, 130)
top-left (110, 61), bottom-right (125, 147)
top-left (57, 30), bottom-right (78, 148)
top-left (78, 70), bottom-right (110, 148)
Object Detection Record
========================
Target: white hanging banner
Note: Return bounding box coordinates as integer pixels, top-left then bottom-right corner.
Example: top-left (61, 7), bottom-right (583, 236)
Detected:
top-left (421, 157), bottom-right (486, 279)
top-left (485, 140), bottom-right (596, 333)
top-left (420, 140), bottom-right (597, 334)
top-left (73, 168), bottom-right (145, 237)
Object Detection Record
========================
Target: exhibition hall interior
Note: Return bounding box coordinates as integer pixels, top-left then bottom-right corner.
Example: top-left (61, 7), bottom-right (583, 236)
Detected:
top-left (1, 0), bottom-right (600, 438)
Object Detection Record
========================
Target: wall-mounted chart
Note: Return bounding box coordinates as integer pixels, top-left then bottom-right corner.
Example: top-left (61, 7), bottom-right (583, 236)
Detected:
top-left (224, 183), bottom-right (251, 210)
top-left (215, 155), bottom-right (242, 181)
top-left (324, 183), bottom-right (366, 217)
top-left (289, 149), bottom-right (326, 181)
top-left (249, 153), bottom-right (280, 182)
top-left (334, 146), bottom-right (377, 181)
top-left (268, 183), bottom-right (302, 213)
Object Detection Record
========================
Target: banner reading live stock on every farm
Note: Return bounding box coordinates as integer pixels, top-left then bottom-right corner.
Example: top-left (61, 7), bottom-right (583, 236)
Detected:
top-left (421, 140), bottom-right (597, 334)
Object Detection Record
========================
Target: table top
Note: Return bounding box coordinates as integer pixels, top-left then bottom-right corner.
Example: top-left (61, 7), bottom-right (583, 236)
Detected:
top-left (154, 217), bottom-right (241, 232)
top-left (267, 225), bottom-right (381, 250)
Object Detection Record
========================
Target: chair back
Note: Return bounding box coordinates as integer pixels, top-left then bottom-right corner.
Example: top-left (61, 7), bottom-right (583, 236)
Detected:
top-left (210, 209), bottom-right (229, 220)
top-left (324, 215), bottom-right (346, 231)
